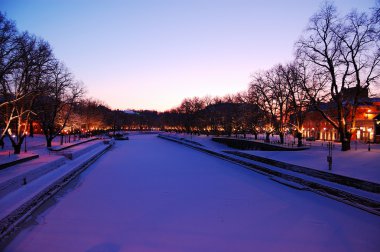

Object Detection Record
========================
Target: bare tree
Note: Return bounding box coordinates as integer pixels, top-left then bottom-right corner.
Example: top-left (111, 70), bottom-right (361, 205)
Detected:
top-left (231, 91), bottom-right (263, 139)
top-left (250, 65), bottom-right (291, 144)
top-left (35, 61), bottom-right (84, 147)
top-left (280, 63), bottom-right (314, 146)
top-left (177, 97), bottom-right (205, 133)
top-left (243, 90), bottom-right (267, 139)
top-left (6, 33), bottom-right (52, 154)
top-left (270, 65), bottom-right (292, 144)
top-left (249, 72), bottom-right (276, 142)
top-left (296, 3), bottom-right (380, 150)
top-left (0, 13), bottom-right (20, 148)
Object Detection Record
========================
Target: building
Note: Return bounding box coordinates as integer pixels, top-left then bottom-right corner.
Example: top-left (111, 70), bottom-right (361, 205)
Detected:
top-left (303, 97), bottom-right (380, 143)
top-left (352, 98), bottom-right (380, 142)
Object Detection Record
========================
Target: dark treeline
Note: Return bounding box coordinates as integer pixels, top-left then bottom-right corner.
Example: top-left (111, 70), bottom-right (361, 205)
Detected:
top-left (1, 2), bottom-right (379, 153)
top-left (160, 95), bottom-right (264, 137)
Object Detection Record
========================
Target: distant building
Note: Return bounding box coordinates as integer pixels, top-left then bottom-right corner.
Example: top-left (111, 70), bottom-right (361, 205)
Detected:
top-left (354, 98), bottom-right (380, 143)
top-left (303, 96), bottom-right (380, 143)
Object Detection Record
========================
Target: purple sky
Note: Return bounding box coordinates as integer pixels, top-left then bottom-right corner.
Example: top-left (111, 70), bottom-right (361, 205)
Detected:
top-left (1, 0), bottom-right (376, 111)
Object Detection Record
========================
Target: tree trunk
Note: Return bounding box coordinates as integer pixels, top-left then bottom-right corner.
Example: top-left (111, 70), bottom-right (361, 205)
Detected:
top-left (296, 132), bottom-right (303, 147)
top-left (265, 132), bottom-right (270, 143)
top-left (29, 121), bottom-right (34, 137)
top-left (227, 128), bottom-right (232, 137)
top-left (0, 136), bottom-right (4, 149)
top-left (338, 127), bottom-right (351, 151)
top-left (254, 132), bottom-right (258, 140)
top-left (341, 138), bottom-right (351, 151)
top-left (341, 133), bottom-right (351, 151)
top-left (13, 144), bottom-right (21, 154)
top-left (279, 132), bottom-right (284, 144)
top-left (47, 138), bottom-right (52, 148)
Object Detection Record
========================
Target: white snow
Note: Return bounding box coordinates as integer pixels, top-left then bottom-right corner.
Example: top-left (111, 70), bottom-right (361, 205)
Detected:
top-left (4, 134), bottom-right (380, 252)
top-left (167, 133), bottom-right (380, 184)
top-left (0, 136), bottom-right (104, 186)
top-left (0, 134), bottom-right (98, 166)
top-left (0, 141), bottom-right (110, 222)
top-left (242, 145), bottom-right (380, 183)
top-left (0, 134), bottom-right (60, 153)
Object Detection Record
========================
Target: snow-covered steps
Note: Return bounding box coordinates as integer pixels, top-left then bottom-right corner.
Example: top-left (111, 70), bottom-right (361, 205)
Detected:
top-left (0, 155), bottom-right (66, 198)
top-left (48, 137), bottom-right (99, 151)
top-left (270, 176), bottom-right (308, 190)
top-left (52, 141), bottom-right (105, 160)
top-left (0, 142), bottom-right (112, 241)
top-left (0, 140), bottom-right (109, 199)
top-left (212, 137), bottom-right (310, 151)
top-left (158, 134), bottom-right (380, 216)
top-left (0, 153), bottom-right (39, 171)
top-left (160, 134), bottom-right (203, 146)
top-left (224, 150), bottom-right (380, 194)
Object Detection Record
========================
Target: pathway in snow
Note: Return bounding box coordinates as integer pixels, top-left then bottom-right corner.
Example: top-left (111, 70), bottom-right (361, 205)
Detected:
top-left (4, 134), bottom-right (380, 252)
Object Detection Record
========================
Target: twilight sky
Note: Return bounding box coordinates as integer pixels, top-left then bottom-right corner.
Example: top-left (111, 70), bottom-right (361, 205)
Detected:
top-left (1, 0), bottom-right (376, 111)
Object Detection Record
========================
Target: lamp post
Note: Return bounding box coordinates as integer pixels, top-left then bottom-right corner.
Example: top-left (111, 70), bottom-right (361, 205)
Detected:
top-left (327, 141), bottom-right (333, 170)
top-left (24, 132), bottom-right (27, 153)
top-left (368, 128), bottom-right (372, 151)
top-left (375, 119), bottom-right (378, 144)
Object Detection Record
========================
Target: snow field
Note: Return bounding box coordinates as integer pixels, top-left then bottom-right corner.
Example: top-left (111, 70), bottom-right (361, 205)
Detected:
top-left (4, 134), bottom-right (380, 252)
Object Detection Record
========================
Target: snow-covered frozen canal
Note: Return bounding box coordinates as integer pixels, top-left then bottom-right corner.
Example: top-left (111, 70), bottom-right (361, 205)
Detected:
top-left (5, 135), bottom-right (380, 252)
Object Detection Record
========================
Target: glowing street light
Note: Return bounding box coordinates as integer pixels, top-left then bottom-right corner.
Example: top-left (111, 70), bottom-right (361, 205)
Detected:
top-left (366, 109), bottom-right (372, 119)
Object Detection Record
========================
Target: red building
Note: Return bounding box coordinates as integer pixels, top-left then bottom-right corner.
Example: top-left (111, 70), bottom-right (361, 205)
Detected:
top-left (303, 98), bottom-right (380, 143)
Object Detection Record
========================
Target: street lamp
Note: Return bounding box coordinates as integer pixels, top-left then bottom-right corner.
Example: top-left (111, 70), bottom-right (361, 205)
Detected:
top-left (24, 132), bottom-right (27, 153)
top-left (327, 141), bottom-right (333, 170)
top-left (365, 109), bottom-right (371, 120)
top-left (368, 128), bottom-right (372, 151)
top-left (375, 119), bottom-right (379, 144)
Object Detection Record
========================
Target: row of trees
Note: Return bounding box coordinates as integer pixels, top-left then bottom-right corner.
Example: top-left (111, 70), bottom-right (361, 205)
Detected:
top-left (161, 3), bottom-right (380, 151)
top-left (0, 12), bottom-right (84, 153)
top-left (1, 3), bottom-right (379, 153)
top-left (160, 95), bottom-right (263, 137)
